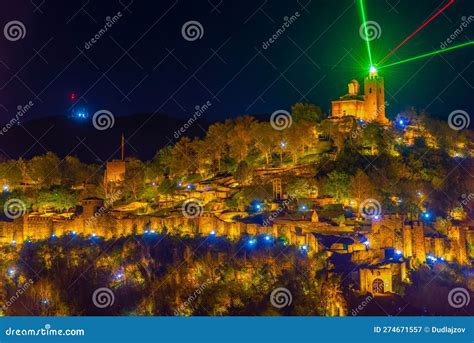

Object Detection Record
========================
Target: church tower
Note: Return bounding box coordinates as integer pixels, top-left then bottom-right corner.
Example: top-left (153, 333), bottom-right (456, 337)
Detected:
top-left (363, 68), bottom-right (388, 124)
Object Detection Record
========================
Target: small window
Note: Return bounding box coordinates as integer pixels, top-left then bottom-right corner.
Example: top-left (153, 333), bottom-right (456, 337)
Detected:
top-left (369, 88), bottom-right (372, 94)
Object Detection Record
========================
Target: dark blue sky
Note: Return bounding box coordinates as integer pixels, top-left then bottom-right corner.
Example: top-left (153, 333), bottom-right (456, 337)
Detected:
top-left (0, 0), bottom-right (473, 123)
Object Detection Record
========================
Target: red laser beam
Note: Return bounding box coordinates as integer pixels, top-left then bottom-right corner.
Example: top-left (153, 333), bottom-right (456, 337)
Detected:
top-left (378, 0), bottom-right (455, 65)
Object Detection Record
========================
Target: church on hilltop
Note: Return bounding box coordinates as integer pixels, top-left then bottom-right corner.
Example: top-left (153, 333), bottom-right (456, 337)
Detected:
top-left (331, 69), bottom-right (389, 125)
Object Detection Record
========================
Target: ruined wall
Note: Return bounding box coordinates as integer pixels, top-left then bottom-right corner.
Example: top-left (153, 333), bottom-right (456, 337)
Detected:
top-left (0, 213), bottom-right (319, 252)
top-left (411, 222), bottom-right (426, 265)
top-left (366, 215), bottom-right (428, 266)
top-left (360, 267), bottom-right (393, 294)
top-left (447, 226), bottom-right (469, 265)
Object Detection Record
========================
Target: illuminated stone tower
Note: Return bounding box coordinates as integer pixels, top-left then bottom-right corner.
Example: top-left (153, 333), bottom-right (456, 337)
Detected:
top-left (363, 68), bottom-right (388, 125)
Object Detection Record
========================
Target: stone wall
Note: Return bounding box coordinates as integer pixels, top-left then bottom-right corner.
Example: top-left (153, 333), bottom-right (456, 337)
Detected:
top-left (0, 213), bottom-right (319, 252)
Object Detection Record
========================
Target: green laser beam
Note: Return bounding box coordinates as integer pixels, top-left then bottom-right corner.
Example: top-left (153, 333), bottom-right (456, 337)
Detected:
top-left (359, 0), bottom-right (373, 67)
top-left (378, 41), bottom-right (474, 69)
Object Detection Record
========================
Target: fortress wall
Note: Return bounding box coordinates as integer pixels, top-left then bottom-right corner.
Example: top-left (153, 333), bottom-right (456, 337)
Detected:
top-left (447, 226), bottom-right (469, 265)
top-left (2, 213), bottom-right (321, 252)
top-left (411, 223), bottom-right (426, 265)
top-left (24, 216), bottom-right (53, 241)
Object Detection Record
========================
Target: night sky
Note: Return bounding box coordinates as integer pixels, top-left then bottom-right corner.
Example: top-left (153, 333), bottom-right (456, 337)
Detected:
top-left (0, 0), bottom-right (473, 123)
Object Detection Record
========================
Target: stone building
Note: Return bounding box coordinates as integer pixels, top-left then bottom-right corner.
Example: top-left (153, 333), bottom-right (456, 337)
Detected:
top-left (331, 69), bottom-right (389, 125)
top-left (105, 160), bottom-right (126, 182)
top-left (359, 262), bottom-right (407, 294)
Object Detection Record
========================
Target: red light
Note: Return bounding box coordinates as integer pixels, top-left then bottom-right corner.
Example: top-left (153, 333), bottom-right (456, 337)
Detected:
top-left (69, 92), bottom-right (77, 101)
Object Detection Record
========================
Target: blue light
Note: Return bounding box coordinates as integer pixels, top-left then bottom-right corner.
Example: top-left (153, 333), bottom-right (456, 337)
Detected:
top-left (51, 233), bottom-right (56, 238)
top-left (301, 244), bottom-right (308, 251)
top-left (427, 255), bottom-right (438, 262)
top-left (301, 205), bottom-right (307, 211)
top-left (399, 120), bottom-right (404, 125)
top-left (150, 230), bottom-right (156, 234)
top-left (363, 240), bottom-right (370, 247)
top-left (265, 234), bottom-right (271, 241)
top-left (7, 268), bottom-right (15, 276)
top-left (210, 230), bottom-right (216, 235)
top-left (280, 141), bottom-right (287, 148)
top-left (248, 238), bottom-right (256, 245)
top-left (11, 240), bottom-right (16, 245)
top-left (255, 204), bottom-right (261, 210)
top-left (144, 230), bottom-right (149, 234)
top-left (423, 212), bottom-right (431, 219)
top-left (71, 231), bottom-right (77, 236)
top-left (2, 184), bottom-right (9, 192)
top-left (91, 233), bottom-right (97, 238)
top-left (41, 299), bottom-right (49, 305)
top-left (116, 273), bottom-right (124, 280)
top-left (178, 182), bottom-right (183, 188)
top-left (395, 250), bottom-right (402, 255)
top-left (373, 215), bottom-right (380, 220)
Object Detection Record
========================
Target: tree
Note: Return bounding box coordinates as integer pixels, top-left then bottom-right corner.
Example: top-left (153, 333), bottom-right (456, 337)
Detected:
top-left (170, 137), bottom-right (195, 176)
top-left (234, 161), bottom-right (252, 184)
top-left (322, 171), bottom-right (351, 203)
top-left (252, 122), bottom-right (278, 165)
top-left (124, 159), bottom-right (145, 200)
top-left (193, 138), bottom-right (212, 177)
top-left (61, 156), bottom-right (96, 186)
top-left (35, 186), bottom-right (78, 212)
top-left (0, 160), bottom-right (23, 186)
top-left (205, 122), bottom-right (229, 172)
top-left (284, 121), bottom-right (314, 164)
top-left (291, 103), bottom-right (324, 122)
top-left (359, 124), bottom-right (383, 155)
top-left (287, 177), bottom-right (318, 199)
top-left (149, 146), bottom-right (173, 179)
top-left (27, 152), bottom-right (62, 187)
top-left (227, 116), bottom-right (256, 163)
top-left (349, 169), bottom-right (377, 204)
